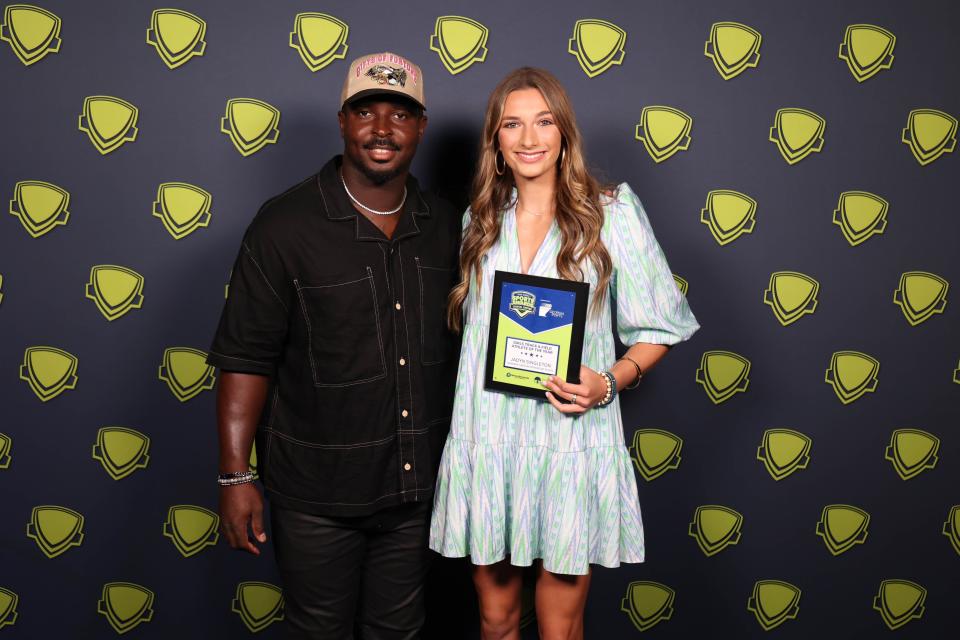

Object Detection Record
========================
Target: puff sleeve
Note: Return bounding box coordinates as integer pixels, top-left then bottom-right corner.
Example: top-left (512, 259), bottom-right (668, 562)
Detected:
top-left (603, 183), bottom-right (699, 346)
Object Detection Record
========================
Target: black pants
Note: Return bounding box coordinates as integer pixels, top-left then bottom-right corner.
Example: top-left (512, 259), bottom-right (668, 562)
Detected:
top-left (271, 501), bottom-right (432, 640)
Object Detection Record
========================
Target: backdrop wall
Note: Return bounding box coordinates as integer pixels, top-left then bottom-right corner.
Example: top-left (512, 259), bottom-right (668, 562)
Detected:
top-left (1, 0), bottom-right (957, 638)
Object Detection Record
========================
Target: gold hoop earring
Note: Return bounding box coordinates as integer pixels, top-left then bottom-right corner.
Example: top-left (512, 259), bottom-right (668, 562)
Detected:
top-left (559, 146), bottom-right (566, 169)
top-left (495, 150), bottom-right (506, 176)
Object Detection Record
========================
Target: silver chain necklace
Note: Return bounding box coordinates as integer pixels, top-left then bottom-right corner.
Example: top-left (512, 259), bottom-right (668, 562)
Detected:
top-left (340, 172), bottom-right (406, 216)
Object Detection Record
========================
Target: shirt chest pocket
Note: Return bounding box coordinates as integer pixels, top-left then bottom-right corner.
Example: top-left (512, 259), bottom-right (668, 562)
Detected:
top-left (416, 257), bottom-right (457, 365)
top-left (295, 267), bottom-right (387, 387)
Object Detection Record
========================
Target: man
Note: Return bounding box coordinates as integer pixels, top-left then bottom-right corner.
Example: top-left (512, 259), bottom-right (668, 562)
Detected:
top-left (207, 52), bottom-right (460, 639)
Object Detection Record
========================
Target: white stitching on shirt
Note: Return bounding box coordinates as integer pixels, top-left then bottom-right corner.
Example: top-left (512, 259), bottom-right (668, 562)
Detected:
top-left (294, 272), bottom-right (388, 387)
top-left (208, 350), bottom-right (273, 366)
top-left (242, 241), bottom-right (288, 312)
top-left (264, 427), bottom-right (396, 449)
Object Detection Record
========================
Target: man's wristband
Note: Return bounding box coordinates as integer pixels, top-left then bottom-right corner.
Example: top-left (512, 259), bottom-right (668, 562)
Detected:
top-left (217, 471), bottom-right (256, 487)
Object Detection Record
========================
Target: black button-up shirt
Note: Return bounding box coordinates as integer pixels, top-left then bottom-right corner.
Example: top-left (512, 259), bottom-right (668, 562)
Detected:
top-left (208, 156), bottom-right (460, 516)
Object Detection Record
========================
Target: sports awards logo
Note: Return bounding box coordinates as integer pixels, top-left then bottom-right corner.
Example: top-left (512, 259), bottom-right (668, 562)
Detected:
top-left (568, 19), bottom-right (626, 77)
top-left (635, 106), bottom-right (692, 162)
top-left (0, 587), bottom-right (17, 629)
top-left (672, 275), bottom-right (688, 296)
top-left (769, 108), bottom-right (825, 164)
top-left (0, 433), bottom-right (11, 469)
top-left (620, 581), bottom-right (674, 632)
top-left (893, 271), bottom-right (948, 325)
top-left (833, 191), bottom-right (888, 246)
top-left (0, 3), bottom-right (60, 65)
top-left (696, 350), bottom-right (750, 404)
top-left (146, 9), bottom-right (206, 69)
top-left (85, 265), bottom-right (144, 321)
top-left (825, 351), bottom-right (878, 404)
top-left (98, 582), bottom-right (154, 634)
top-left (763, 272), bottom-right (819, 326)
top-left (944, 506), bottom-right (960, 556)
top-left (816, 504), bottom-right (869, 555)
top-left (152, 182), bottom-right (213, 239)
top-left (429, 16), bottom-right (488, 75)
top-left (158, 347), bottom-right (215, 402)
top-left (232, 582), bottom-right (285, 632)
top-left (290, 13), bottom-right (349, 71)
top-left (26, 505), bottom-right (84, 558)
top-left (873, 580), bottom-right (926, 630)
top-left (19, 346), bottom-right (77, 401)
top-left (163, 505), bottom-right (220, 557)
top-left (747, 580), bottom-right (800, 630)
top-left (839, 24), bottom-right (895, 82)
top-left (700, 189), bottom-right (756, 245)
top-left (757, 429), bottom-right (811, 480)
top-left (704, 22), bottom-right (761, 80)
top-left (628, 429), bottom-right (682, 481)
top-left (221, 98), bottom-right (280, 156)
top-left (92, 427), bottom-right (150, 480)
top-left (509, 290), bottom-right (536, 318)
top-left (901, 109), bottom-right (956, 165)
top-left (689, 505), bottom-right (742, 556)
top-left (78, 96), bottom-right (139, 154)
top-left (9, 180), bottom-right (70, 238)
top-left (884, 429), bottom-right (939, 480)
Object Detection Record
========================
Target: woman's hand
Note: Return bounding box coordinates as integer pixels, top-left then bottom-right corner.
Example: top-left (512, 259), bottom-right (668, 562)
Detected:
top-left (543, 366), bottom-right (608, 414)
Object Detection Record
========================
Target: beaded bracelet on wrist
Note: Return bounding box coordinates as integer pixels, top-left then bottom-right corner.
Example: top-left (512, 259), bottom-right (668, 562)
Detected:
top-left (597, 370), bottom-right (617, 407)
top-left (217, 471), bottom-right (256, 487)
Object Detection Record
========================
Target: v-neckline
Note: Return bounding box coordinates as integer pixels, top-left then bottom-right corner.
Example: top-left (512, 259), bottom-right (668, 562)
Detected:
top-left (512, 206), bottom-right (555, 275)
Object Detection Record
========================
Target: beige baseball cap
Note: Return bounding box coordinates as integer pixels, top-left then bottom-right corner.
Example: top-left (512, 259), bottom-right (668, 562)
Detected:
top-left (340, 52), bottom-right (426, 110)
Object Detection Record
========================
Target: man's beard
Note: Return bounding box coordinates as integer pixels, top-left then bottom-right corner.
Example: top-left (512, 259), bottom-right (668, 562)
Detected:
top-left (347, 138), bottom-right (406, 186)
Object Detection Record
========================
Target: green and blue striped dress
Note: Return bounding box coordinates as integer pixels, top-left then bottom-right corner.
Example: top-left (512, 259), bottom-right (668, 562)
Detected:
top-left (429, 183), bottom-right (699, 575)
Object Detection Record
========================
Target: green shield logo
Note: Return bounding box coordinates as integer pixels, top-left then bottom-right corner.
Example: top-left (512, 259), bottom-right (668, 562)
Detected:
top-left (232, 582), bottom-right (284, 632)
top-left (163, 505), bottom-right (219, 557)
top-left (872, 579), bottom-right (926, 630)
top-left (747, 579), bottom-right (800, 630)
top-left (620, 581), bottom-right (674, 632)
top-left (757, 428), bottom-right (811, 480)
top-left (816, 504), bottom-right (869, 556)
top-left (93, 427), bottom-right (150, 480)
top-left (27, 505), bottom-right (84, 558)
top-left (884, 429), bottom-right (938, 480)
top-left (629, 429), bottom-right (682, 481)
top-left (98, 582), bottom-right (154, 634)
top-left (689, 505), bottom-right (743, 556)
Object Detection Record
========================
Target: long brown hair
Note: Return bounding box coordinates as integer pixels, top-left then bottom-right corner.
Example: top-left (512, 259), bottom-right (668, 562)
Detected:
top-left (447, 67), bottom-right (612, 332)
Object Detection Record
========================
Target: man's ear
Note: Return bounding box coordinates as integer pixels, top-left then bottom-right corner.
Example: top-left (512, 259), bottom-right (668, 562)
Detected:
top-left (418, 114), bottom-right (428, 141)
top-left (337, 110), bottom-right (345, 138)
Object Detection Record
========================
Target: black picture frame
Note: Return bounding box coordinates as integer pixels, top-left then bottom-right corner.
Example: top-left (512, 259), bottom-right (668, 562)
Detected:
top-left (484, 270), bottom-right (589, 399)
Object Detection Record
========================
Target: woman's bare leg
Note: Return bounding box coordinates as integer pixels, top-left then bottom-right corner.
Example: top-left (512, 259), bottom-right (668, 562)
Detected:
top-left (534, 561), bottom-right (591, 640)
top-left (472, 559), bottom-right (524, 640)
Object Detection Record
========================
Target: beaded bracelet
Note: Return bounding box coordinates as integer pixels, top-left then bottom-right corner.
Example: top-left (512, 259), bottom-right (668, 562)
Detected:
top-left (597, 370), bottom-right (618, 407)
top-left (217, 471), bottom-right (256, 487)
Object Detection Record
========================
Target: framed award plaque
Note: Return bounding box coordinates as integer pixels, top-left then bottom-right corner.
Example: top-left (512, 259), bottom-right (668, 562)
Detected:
top-left (484, 270), bottom-right (589, 399)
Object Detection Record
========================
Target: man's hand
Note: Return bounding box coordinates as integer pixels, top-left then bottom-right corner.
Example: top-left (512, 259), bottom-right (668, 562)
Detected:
top-left (220, 482), bottom-right (267, 555)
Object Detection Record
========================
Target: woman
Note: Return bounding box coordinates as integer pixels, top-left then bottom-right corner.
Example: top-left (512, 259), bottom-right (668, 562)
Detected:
top-left (429, 67), bottom-right (699, 639)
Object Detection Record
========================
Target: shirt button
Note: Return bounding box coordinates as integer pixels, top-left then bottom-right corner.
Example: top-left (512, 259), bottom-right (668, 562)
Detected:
top-left (404, 463), bottom-right (412, 471)
top-left (395, 302), bottom-right (401, 310)
top-left (399, 358), bottom-right (406, 366)
top-left (401, 409), bottom-right (409, 418)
